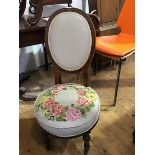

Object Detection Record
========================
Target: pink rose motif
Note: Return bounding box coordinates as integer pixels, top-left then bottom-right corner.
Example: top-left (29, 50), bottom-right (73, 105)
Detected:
top-left (57, 84), bottom-right (66, 90)
top-left (76, 97), bottom-right (89, 107)
top-left (53, 84), bottom-right (66, 93)
top-left (44, 99), bottom-right (56, 108)
top-left (67, 108), bottom-right (81, 121)
top-left (77, 89), bottom-right (86, 96)
top-left (50, 104), bottom-right (65, 117)
top-left (53, 88), bottom-right (60, 93)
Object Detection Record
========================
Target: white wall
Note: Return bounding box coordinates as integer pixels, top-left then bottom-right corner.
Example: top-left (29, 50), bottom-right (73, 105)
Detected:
top-left (72, 0), bottom-right (82, 9)
top-left (19, 0), bottom-right (83, 73)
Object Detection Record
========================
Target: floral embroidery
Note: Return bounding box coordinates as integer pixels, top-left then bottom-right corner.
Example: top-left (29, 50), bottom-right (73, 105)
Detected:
top-left (67, 108), bottom-right (81, 121)
top-left (39, 96), bottom-right (50, 104)
top-left (52, 84), bottom-right (66, 93)
top-left (35, 84), bottom-right (97, 122)
top-left (76, 97), bottom-right (89, 107)
top-left (43, 98), bottom-right (56, 109)
top-left (50, 104), bottom-right (65, 117)
top-left (86, 92), bottom-right (97, 103)
top-left (77, 89), bottom-right (86, 96)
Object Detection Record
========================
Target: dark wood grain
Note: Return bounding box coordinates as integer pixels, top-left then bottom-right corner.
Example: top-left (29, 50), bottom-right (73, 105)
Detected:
top-left (19, 15), bottom-right (46, 48)
top-left (28, 0), bottom-right (72, 25)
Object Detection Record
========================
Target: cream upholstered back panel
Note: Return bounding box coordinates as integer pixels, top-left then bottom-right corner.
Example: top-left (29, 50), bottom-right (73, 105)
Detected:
top-left (48, 11), bottom-right (92, 71)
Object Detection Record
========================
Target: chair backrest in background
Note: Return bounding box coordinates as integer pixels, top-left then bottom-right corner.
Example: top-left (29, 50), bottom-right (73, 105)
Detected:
top-left (117, 0), bottom-right (135, 35)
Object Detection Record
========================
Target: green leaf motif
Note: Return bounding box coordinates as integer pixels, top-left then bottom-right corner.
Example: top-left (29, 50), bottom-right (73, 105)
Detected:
top-left (65, 105), bottom-right (69, 110)
top-left (48, 116), bottom-right (54, 120)
top-left (56, 116), bottom-right (66, 121)
top-left (80, 108), bottom-right (86, 114)
top-left (86, 106), bottom-right (91, 112)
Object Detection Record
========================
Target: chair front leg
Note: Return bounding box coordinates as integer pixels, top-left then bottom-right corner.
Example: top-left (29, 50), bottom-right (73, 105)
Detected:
top-left (83, 131), bottom-right (91, 155)
top-left (113, 59), bottom-right (122, 106)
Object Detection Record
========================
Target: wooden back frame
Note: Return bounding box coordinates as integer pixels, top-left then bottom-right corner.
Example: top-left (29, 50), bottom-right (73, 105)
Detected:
top-left (45, 8), bottom-right (96, 86)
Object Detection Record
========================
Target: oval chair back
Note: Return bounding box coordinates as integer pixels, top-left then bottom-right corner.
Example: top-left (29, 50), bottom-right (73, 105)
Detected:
top-left (45, 8), bottom-right (96, 81)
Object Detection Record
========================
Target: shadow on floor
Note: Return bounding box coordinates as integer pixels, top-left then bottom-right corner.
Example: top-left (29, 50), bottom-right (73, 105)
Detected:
top-left (19, 117), bottom-right (82, 155)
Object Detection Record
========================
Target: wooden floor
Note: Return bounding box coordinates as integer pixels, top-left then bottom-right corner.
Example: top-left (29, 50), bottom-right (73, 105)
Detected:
top-left (19, 55), bottom-right (135, 155)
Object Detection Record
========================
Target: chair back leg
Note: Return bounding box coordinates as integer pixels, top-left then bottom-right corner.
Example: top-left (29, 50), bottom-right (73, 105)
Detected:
top-left (82, 70), bottom-right (89, 87)
top-left (113, 59), bottom-right (122, 106)
top-left (42, 44), bottom-right (48, 70)
top-left (54, 67), bottom-right (62, 84)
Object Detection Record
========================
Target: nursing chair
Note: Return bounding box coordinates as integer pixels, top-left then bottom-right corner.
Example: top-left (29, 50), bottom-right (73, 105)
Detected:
top-left (89, 0), bottom-right (135, 106)
top-left (34, 8), bottom-right (100, 155)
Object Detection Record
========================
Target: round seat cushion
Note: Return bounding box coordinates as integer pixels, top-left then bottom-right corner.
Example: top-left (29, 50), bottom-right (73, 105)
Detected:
top-left (34, 83), bottom-right (100, 137)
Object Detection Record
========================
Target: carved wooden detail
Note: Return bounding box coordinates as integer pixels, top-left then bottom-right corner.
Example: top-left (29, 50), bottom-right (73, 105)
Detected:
top-left (27, 0), bottom-right (43, 25)
top-left (19, 0), bottom-right (26, 17)
top-left (29, 0), bottom-right (37, 14)
top-left (27, 0), bottom-right (72, 26)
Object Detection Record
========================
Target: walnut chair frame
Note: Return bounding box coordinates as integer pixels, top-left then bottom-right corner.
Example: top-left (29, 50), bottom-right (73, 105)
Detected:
top-left (43, 8), bottom-right (97, 155)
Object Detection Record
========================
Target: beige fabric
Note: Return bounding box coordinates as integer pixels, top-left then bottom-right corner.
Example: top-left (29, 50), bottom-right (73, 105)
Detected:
top-left (48, 12), bottom-right (92, 71)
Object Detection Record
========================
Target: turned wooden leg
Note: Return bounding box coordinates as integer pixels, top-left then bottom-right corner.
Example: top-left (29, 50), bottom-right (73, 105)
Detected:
top-left (42, 129), bottom-right (50, 151)
top-left (83, 131), bottom-right (91, 155)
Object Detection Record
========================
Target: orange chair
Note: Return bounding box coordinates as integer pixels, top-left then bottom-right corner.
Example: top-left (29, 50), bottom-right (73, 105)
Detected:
top-left (90, 0), bottom-right (135, 106)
